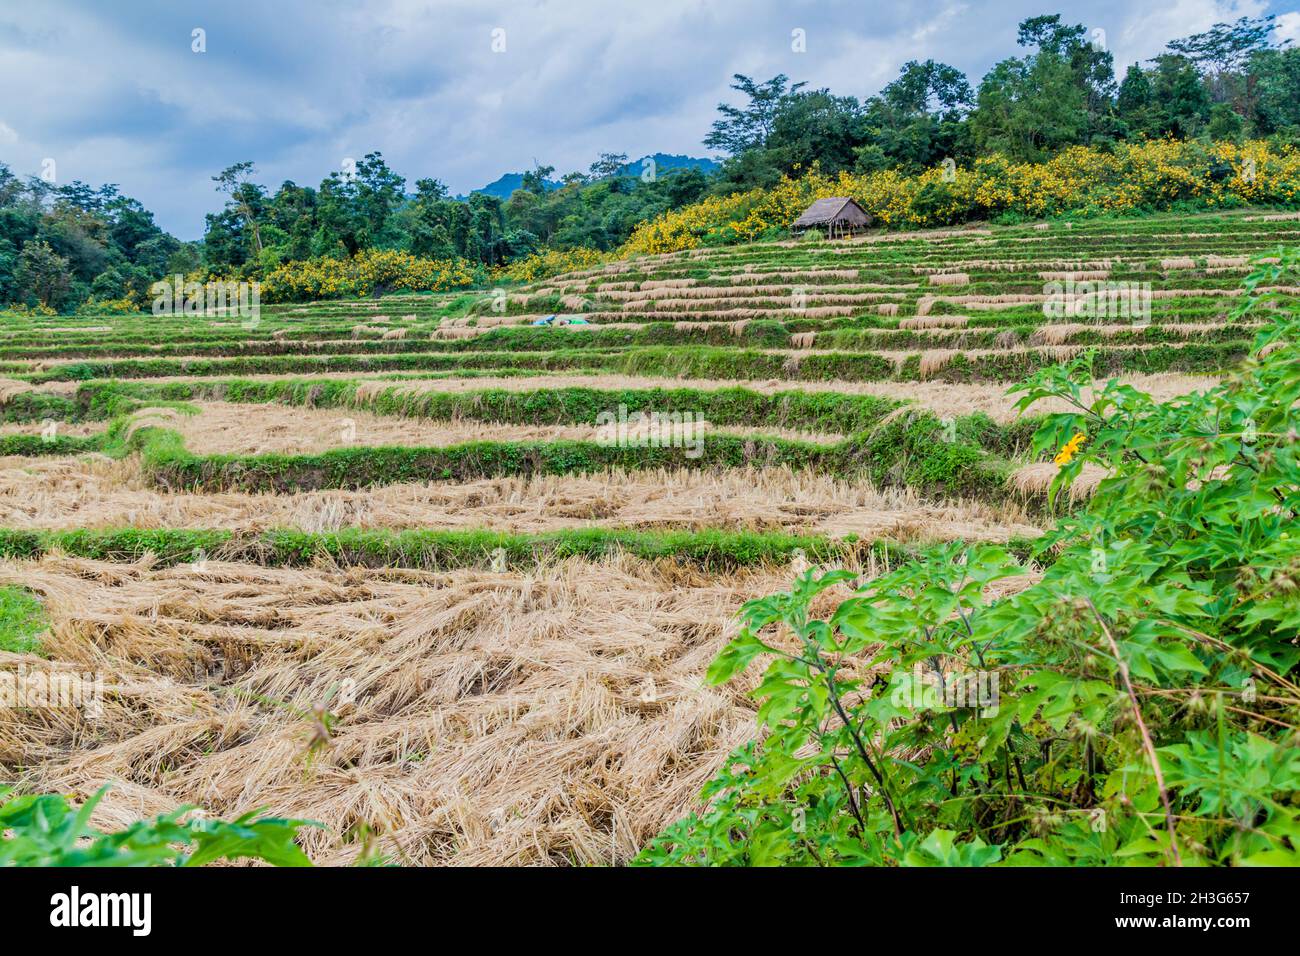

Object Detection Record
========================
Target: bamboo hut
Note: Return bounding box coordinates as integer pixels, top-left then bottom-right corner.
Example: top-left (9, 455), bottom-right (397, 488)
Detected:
top-left (790, 197), bottom-right (872, 238)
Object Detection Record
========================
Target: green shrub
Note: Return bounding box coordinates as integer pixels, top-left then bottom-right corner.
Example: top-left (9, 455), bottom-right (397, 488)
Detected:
top-left (0, 786), bottom-right (316, 866)
top-left (636, 253), bottom-right (1300, 867)
top-left (0, 586), bottom-right (47, 655)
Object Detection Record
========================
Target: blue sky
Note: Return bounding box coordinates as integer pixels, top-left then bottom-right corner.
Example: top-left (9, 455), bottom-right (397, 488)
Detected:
top-left (1, 0), bottom-right (1296, 238)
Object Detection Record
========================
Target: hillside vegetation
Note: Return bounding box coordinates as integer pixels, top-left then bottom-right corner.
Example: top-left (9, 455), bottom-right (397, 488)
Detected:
top-left (1, 206), bottom-right (1297, 865)
top-left (6, 13), bottom-right (1300, 311)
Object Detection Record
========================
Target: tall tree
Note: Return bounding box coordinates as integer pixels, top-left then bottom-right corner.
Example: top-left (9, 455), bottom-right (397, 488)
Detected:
top-left (971, 50), bottom-right (1088, 161)
top-left (1251, 46), bottom-right (1300, 134)
top-left (212, 162), bottom-right (266, 255)
top-left (1166, 15), bottom-right (1277, 122)
top-left (1015, 14), bottom-right (1117, 140)
top-left (1150, 54), bottom-right (1212, 138)
top-left (704, 74), bottom-right (807, 155)
top-left (1116, 62), bottom-right (1158, 137)
top-left (15, 240), bottom-right (72, 308)
top-left (520, 163), bottom-right (556, 194)
top-left (588, 152), bottom-right (628, 179)
top-left (882, 59), bottom-right (973, 117)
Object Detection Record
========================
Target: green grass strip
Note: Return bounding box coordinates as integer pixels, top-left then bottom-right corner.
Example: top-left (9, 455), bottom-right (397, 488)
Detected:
top-left (0, 434), bottom-right (104, 456)
top-left (127, 418), bottom-right (1014, 500)
top-left (0, 585), bottom-right (49, 655)
top-left (19, 340), bottom-right (1246, 384)
top-left (0, 526), bottom-right (900, 572)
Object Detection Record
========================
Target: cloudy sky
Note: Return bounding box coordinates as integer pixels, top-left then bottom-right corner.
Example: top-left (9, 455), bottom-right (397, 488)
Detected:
top-left (1, 0), bottom-right (1296, 238)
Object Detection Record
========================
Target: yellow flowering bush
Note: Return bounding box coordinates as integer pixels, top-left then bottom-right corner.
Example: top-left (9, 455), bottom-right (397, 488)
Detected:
top-left (76, 294), bottom-right (142, 315)
top-left (622, 140), bottom-right (1300, 255)
top-left (492, 247), bottom-right (611, 283)
top-left (255, 249), bottom-right (483, 302)
top-left (1, 302), bottom-right (58, 317)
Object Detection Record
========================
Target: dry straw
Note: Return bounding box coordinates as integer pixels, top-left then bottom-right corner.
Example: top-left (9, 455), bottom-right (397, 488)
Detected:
top-left (928, 272), bottom-right (971, 287)
top-left (0, 554), bottom-right (868, 865)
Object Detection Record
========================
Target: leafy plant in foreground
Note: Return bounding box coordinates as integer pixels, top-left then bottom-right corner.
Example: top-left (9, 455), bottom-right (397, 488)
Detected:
top-left (0, 786), bottom-right (317, 867)
top-left (636, 251), bottom-right (1300, 866)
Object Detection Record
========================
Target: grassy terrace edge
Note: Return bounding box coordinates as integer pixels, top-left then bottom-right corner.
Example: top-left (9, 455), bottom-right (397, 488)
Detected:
top-left (0, 317), bottom-right (1269, 360)
top-left (126, 421), bottom-right (1014, 498)
top-left (16, 339), bottom-right (1247, 384)
top-left (12, 379), bottom-right (1038, 454)
top-left (0, 526), bottom-right (1030, 571)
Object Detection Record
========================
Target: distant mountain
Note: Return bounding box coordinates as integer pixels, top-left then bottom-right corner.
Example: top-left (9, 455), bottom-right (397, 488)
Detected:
top-left (612, 153), bottom-right (719, 180)
top-left (466, 153), bottom-right (718, 199)
top-left (468, 171), bottom-right (560, 200)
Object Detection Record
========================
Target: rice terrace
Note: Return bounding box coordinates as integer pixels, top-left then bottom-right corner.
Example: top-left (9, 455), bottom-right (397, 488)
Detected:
top-left (2, 3), bottom-right (1299, 895)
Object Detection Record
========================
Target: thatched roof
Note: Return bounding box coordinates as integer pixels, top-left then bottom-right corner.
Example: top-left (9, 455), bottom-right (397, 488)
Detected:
top-left (791, 197), bottom-right (871, 229)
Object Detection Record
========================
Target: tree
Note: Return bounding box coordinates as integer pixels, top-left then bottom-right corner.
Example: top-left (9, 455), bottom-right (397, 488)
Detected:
top-left (704, 74), bottom-right (806, 155)
top-left (1116, 63), bottom-right (1158, 137)
top-left (352, 152), bottom-right (406, 247)
top-left (212, 162), bottom-right (266, 255)
top-left (15, 240), bottom-right (72, 308)
top-left (520, 163), bottom-right (556, 195)
top-left (971, 51), bottom-right (1088, 161)
top-left (1167, 16), bottom-right (1277, 125)
top-left (265, 181), bottom-right (318, 262)
top-left (467, 193), bottom-right (508, 264)
top-left (1208, 102), bottom-right (1246, 141)
top-left (406, 176), bottom-right (457, 258)
top-left (883, 59), bottom-right (973, 118)
top-left (1251, 46), bottom-right (1300, 135)
top-left (1168, 15), bottom-right (1276, 76)
top-left (1150, 54), bottom-right (1212, 138)
top-left (859, 60), bottom-right (975, 173)
top-left (1015, 14), bottom-right (1117, 140)
top-left (764, 89), bottom-right (865, 174)
top-left (588, 152), bottom-right (628, 180)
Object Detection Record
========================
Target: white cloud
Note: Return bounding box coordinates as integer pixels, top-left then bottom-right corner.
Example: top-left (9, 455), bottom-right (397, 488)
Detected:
top-left (1114, 0), bottom-right (1270, 72)
top-left (1275, 11), bottom-right (1300, 45)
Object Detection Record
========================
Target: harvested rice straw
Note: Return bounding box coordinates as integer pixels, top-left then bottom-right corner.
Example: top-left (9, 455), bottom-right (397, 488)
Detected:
top-left (1009, 461), bottom-right (1107, 502)
top-left (0, 462), bottom-right (1042, 539)
top-left (917, 349), bottom-right (959, 378)
top-left (1039, 270), bottom-right (1110, 281)
top-left (928, 272), bottom-right (970, 287)
top-left (0, 554), bottom-right (874, 865)
top-left (899, 315), bottom-right (969, 330)
top-left (0, 379), bottom-right (38, 405)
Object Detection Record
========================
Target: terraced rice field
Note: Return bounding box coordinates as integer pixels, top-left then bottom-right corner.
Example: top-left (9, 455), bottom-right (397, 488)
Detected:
top-left (2, 209), bottom-right (1295, 865)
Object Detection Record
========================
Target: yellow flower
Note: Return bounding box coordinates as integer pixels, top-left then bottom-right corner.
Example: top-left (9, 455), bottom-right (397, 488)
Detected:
top-left (1054, 433), bottom-right (1088, 466)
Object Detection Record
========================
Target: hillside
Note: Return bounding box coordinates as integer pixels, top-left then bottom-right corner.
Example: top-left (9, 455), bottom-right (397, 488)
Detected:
top-left (2, 207), bottom-right (1297, 865)
top-left (467, 153), bottom-right (719, 198)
